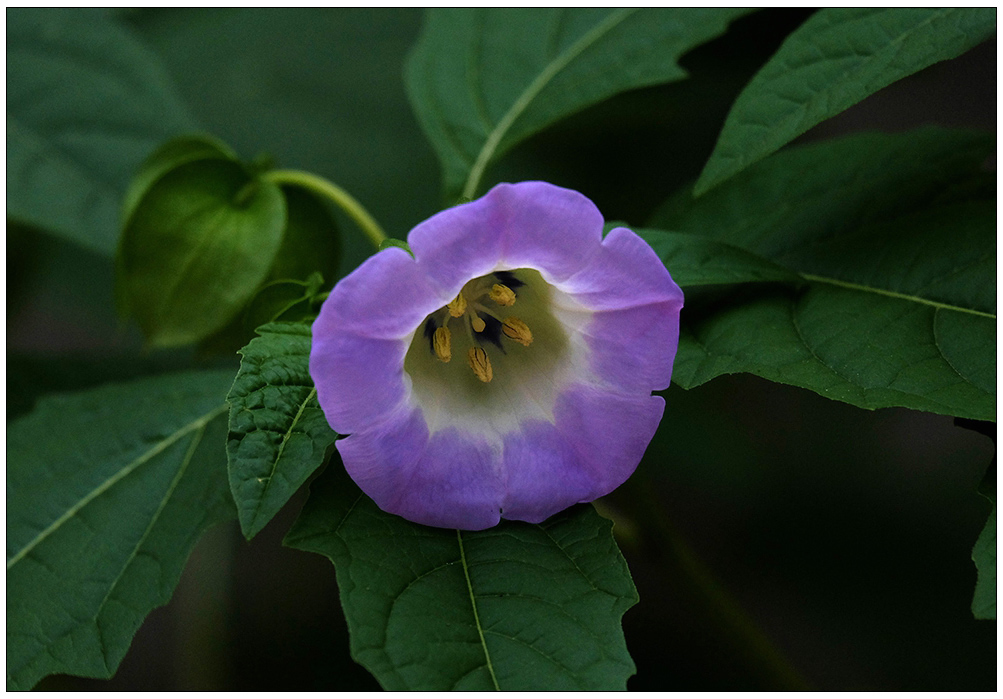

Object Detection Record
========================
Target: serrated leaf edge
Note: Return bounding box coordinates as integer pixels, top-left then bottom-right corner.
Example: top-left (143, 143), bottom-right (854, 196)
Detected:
top-left (241, 386), bottom-right (319, 537)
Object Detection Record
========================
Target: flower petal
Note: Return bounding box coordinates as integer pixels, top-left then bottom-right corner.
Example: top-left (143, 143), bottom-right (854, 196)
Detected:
top-left (391, 427), bottom-right (504, 530)
top-left (492, 181), bottom-right (605, 282)
top-left (583, 301), bottom-right (681, 393)
top-left (500, 420), bottom-right (594, 523)
top-left (335, 404), bottom-right (426, 505)
top-left (337, 408), bottom-right (505, 530)
top-left (317, 246), bottom-right (444, 340)
top-left (555, 384), bottom-right (664, 497)
top-left (560, 226), bottom-right (684, 311)
top-left (309, 331), bottom-right (409, 435)
top-left (408, 195), bottom-right (505, 296)
top-left (500, 384), bottom-right (664, 525)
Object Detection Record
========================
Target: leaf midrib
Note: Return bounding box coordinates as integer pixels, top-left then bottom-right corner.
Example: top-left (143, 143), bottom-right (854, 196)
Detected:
top-left (6, 403), bottom-right (227, 571)
top-left (461, 8), bottom-right (637, 199)
top-left (798, 273), bottom-right (995, 319)
top-left (700, 8), bottom-right (959, 190)
top-left (246, 386), bottom-right (318, 533)
top-left (456, 529), bottom-right (500, 690)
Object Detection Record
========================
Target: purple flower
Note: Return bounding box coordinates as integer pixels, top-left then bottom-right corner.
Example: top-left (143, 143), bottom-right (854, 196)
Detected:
top-left (310, 182), bottom-right (683, 530)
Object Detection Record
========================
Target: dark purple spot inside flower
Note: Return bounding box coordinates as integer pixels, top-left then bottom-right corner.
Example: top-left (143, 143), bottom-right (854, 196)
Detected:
top-left (494, 270), bottom-right (524, 289)
top-left (477, 313), bottom-right (506, 352)
top-left (423, 317), bottom-right (437, 354)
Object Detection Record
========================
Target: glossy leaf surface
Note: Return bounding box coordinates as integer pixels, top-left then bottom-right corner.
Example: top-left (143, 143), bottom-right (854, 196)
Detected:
top-left (285, 465), bottom-right (638, 690)
top-left (7, 8), bottom-right (195, 254)
top-left (6, 370), bottom-right (235, 690)
top-left (407, 7), bottom-right (751, 199)
top-left (649, 129), bottom-right (995, 420)
top-left (227, 323), bottom-right (337, 540)
top-left (695, 7), bottom-right (997, 194)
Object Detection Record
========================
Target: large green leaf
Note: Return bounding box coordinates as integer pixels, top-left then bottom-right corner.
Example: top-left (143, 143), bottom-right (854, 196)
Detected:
top-left (646, 129), bottom-right (995, 419)
top-left (227, 322), bottom-right (337, 540)
top-left (635, 229), bottom-right (798, 288)
top-left (7, 8), bottom-right (196, 254)
top-left (6, 369), bottom-right (236, 690)
top-left (406, 7), bottom-right (752, 200)
top-left (972, 505), bottom-right (996, 620)
top-left (694, 7), bottom-right (997, 194)
top-left (117, 159), bottom-right (287, 347)
top-left (285, 465), bottom-right (639, 690)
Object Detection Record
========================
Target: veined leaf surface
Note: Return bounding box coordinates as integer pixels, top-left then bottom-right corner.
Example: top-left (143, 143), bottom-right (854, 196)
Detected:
top-left (285, 465), bottom-right (639, 690)
top-left (6, 369), bottom-right (235, 690)
top-left (695, 7), bottom-right (997, 194)
top-left (972, 506), bottom-right (996, 620)
top-left (7, 8), bottom-right (195, 254)
top-left (227, 322), bottom-right (337, 540)
top-left (406, 7), bottom-right (752, 200)
top-left (647, 129), bottom-right (995, 419)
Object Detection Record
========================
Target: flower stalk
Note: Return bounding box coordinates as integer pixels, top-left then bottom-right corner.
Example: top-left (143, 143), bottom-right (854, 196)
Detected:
top-left (263, 169), bottom-right (388, 249)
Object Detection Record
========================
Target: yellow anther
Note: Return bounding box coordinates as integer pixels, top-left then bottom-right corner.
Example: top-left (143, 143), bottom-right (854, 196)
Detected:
top-left (433, 326), bottom-right (452, 362)
top-left (447, 292), bottom-right (467, 318)
top-left (467, 347), bottom-right (493, 383)
top-left (470, 315), bottom-right (486, 333)
top-left (502, 317), bottom-right (533, 347)
top-left (489, 283), bottom-right (516, 306)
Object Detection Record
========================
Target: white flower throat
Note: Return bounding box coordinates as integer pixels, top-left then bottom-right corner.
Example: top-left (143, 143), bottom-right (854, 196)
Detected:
top-left (424, 270), bottom-right (534, 383)
top-left (403, 268), bottom-right (591, 436)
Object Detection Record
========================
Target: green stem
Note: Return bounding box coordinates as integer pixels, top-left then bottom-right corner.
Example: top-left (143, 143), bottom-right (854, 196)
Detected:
top-left (264, 169), bottom-right (387, 249)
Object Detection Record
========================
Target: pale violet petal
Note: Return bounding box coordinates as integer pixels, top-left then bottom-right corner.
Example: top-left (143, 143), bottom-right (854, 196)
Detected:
top-left (558, 226), bottom-right (684, 310)
top-left (316, 246), bottom-right (445, 340)
top-left (309, 332), bottom-right (410, 435)
top-left (337, 407), bottom-right (504, 530)
top-left (492, 181), bottom-right (604, 282)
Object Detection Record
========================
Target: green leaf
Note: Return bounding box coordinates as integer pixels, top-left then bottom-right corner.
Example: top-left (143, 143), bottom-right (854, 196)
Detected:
top-left (635, 229), bottom-right (799, 287)
top-left (406, 7), bottom-right (752, 199)
top-left (227, 322), bottom-right (337, 540)
top-left (649, 130), bottom-right (995, 419)
top-left (6, 369), bottom-right (236, 690)
top-left (117, 159), bottom-right (287, 347)
top-left (378, 237), bottom-right (413, 256)
top-left (121, 134), bottom-right (238, 229)
top-left (694, 7), bottom-right (997, 195)
top-left (972, 506), bottom-right (996, 620)
top-left (196, 183), bottom-right (341, 356)
top-left (285, 465), bottom-right (639, 690)
top-left (7, 8), bottom-right (196, 254)
top-left (269, 185), bottom-right (341, 283)
top-left (653, 128), bottom-right (995, 286)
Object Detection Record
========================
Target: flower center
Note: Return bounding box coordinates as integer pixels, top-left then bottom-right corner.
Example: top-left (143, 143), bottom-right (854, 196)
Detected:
top-left (403, 268), bottom-right (580, 435)
top-left (420, 271), bottom-right (535, 382)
